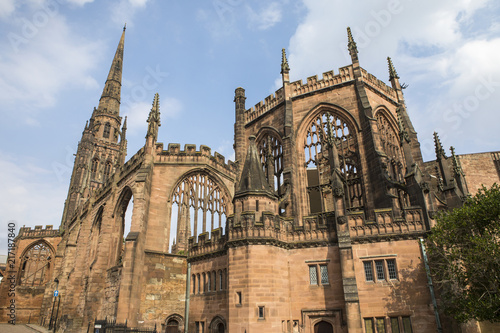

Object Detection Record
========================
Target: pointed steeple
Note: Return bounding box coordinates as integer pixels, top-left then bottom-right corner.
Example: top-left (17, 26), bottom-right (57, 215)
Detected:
top-left (387, 57), bottom-right (399, 80)
top-left (146, 93), bottom-right (161, 142)
top-left (97, 27), bottom-right (126, 115)
top-left (347, 27), bottom-right (358, 64)
top-left (433, 132), bottom-right (446, 160)
top-left (235, 136), bottom-right (276, 200)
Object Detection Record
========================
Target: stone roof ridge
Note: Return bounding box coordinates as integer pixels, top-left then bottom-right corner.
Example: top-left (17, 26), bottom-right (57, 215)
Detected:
top-left (235, 136), bottom-right (275, 199)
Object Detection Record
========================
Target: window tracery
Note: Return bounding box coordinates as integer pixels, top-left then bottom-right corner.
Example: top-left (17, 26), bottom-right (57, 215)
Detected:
top-left (171, 172), bottom-right (229, 249)
top-left (18, 242), bottom-right (53, 286)
top-left (303, 111), bottom-right (364, 213)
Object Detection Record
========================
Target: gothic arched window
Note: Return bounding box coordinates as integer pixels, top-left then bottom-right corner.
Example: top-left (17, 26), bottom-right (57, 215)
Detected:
top-left (103, 161), bottom-right (112, 182)
top-left (304, 111), bottom-right (364, 213)
top-left (91, 158), bottom-right (99, 180)
top-left (18, 242), bottom-right (53, 286)
top-left (257, 133), bottom-right (284, 213)
top-left (376, 112), bottom-right (406, 182)
top-left (170, 172), bottom-right (230, 253)
top-left (103, 122), bottom-right (111, 139)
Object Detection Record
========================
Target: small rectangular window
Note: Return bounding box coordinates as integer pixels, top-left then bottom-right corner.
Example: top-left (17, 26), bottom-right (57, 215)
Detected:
top-left (256, 200), bottom-right (259, 211)
top-left (309, 265), bottom-right (318, 285)
top-left (364, 318), bottom-right (374, 333)
top-left (376, 318), bottom-right (386, 333)
top-left (258, 306), bottom-right (265, 319)
top-left (320, 265), bottom-right (329, 284)
top-left (390, 317), bottom-right (400, 333)
top-left (402, 317), bottom-right (412, 333)
top-left (375, 260), bottom-right (385, 280)
top-left (387, 259), bottom-right (397, 280)
top-left (237, 291), bottom-right (242, 305)
top-left (364, 261), bottom-right (374, 281)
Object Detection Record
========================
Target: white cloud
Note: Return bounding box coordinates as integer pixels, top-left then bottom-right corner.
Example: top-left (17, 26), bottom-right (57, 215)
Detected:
top-left (123, 96), bottom-right (182, 134)
top-left (0, 152), bottom-right (67, 255)
top-left (110, 0), bottom-right (150, 26)
top-left (246, 2), bottom-right (283, 30)
top-left (0, 0), bottom-right (15, 18)
top-left (0, 13), bottom-right (102, 123)
top-left (66, 0), bottom-right (95, 6)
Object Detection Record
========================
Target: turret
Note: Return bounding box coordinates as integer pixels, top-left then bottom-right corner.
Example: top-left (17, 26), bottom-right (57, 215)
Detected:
top-left (233, 136), bottom-right (278, 222)
top-left (234, 87), bottom-right (247, 175)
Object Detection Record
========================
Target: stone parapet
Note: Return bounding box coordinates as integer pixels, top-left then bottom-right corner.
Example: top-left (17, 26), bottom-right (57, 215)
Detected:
top-left (156, 143), bottom-right (236, 173)
top-left (244, 88), bottom-right (284, 123)
top-left (17, 225), bottom-right (59, 239)
top-left (349, 207), bottom-right (426, 240)
top-left (359, 67), bottom-right (397, 100)
top-left (290, 65), bottom-right (354, 97)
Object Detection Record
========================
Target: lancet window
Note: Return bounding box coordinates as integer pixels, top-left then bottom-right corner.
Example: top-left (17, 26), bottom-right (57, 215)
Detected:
top-left (103, 122), bottom-right (111, 139)
top-left (304, 111), bottom-right (364, 214)
top-left (171, 172), bottom-right (229, 250)
top-left (89, 207), bottom-right (103, 268)
top-left (103, 161), bottom-right (112, 182)
top-left (91, 158), bottom-right (99, 180)
top-left (376, 112), bottom-right (406, 182)
top-left (257, 134), bottom-right (284, 212)
top-left (18, 242), bottom-right (53, 286)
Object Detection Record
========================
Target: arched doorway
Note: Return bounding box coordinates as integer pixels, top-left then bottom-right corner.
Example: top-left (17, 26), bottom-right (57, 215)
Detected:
top-left (165, 319), bottom-right (179, 333)
top-left (314, 320), bottom-right (333, 333)
top-left (216, 322), bottom-right (224, 333)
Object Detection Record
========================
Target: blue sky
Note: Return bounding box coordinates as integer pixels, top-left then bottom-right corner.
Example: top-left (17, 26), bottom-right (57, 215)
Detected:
top-left (0, 0), bottom-right (499, 255)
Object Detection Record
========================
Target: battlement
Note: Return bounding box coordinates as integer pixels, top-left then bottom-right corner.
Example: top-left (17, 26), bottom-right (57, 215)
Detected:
top-left (359, 67), bottom-right (397, 100)
top-left (188, 228), bottom-right (226, 259)
top-left (349, 207), bottom-right (426, 240)
top-left (290, 65), bottom-right (354, 97)
top-left (245, 88), bottom-right (285, 123)
top-left (155, 143), bottom-right (236, 173)
top-left (121, 147), bottom-right (145, 176)
top-left (18, 225), bottom-right (59, 239)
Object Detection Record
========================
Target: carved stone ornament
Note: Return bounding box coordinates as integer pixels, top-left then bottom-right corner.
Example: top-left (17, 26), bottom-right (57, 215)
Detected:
top-left (337, 216), bottom-right (348, 225)
top-left (333, 186), bottom-right (344, 197)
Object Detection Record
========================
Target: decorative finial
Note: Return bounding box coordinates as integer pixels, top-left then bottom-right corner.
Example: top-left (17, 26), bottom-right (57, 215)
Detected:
top-left (122, 116), bottom-right (127, 130)
top-left (347, 27), bottom-right (358, 55)
top-left (123, 23), bottom-right (126, 31)
top-left (396, 106), bottom-right (409, 142)
top-left (387, 57), bottom-right (399, 80)
top-left (281, 48), bottom-right (290, 74)
top-left (450, 146), bottom-right (463, 178)
top-left (433, 132), bottom-right (446, 159)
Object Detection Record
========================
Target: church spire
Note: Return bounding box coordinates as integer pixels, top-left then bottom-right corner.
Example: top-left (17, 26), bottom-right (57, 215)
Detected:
top-left (97, 27), bottom-right (126, 115)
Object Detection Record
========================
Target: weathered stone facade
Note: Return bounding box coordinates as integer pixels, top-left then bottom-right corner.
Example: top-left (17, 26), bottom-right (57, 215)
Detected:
top-left (1, 27), bottom-right (499, 333)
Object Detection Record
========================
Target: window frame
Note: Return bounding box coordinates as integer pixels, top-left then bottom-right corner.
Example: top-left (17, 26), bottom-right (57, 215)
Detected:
top-left (363, 258), bottom-right (398, 282)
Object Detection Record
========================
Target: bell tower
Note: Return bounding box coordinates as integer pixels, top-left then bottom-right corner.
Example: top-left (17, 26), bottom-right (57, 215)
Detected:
top-left (61, 26), bottom-right (127, 229)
